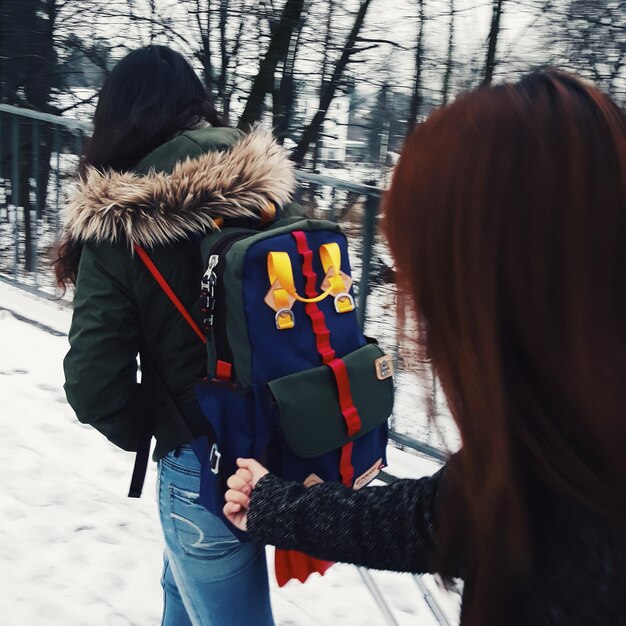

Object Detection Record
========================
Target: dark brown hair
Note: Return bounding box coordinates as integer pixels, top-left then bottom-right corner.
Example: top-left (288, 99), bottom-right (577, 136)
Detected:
top-left (53, 45), bottom-right (225, 290)
top-left (384, 70), bottom-right (626, 624)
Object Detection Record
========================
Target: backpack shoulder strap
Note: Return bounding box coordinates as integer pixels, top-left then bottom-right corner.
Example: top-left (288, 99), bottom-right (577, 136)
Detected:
top-left (128, 355), bottom-right (199, 498)
top-left (128, 245), bottom-right (210, 498)
top-left (133, 244), bottom-right (206, 345)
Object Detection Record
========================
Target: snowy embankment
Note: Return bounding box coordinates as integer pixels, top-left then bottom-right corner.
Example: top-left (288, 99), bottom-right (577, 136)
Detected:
top-left (0, 281), bottom-right (460, 626)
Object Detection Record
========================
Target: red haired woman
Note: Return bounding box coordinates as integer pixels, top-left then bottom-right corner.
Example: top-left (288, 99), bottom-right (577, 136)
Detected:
top-left (224, 71), bottom-right (626, 626)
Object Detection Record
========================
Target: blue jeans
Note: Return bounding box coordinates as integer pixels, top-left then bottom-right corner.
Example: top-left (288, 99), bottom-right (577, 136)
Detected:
top-left (157, 445), bottom-right (275, 626)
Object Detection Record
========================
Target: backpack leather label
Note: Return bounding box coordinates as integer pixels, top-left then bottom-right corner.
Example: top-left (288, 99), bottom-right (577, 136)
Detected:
top-left (375, 355), bottom-right (394, 380)
top-left (353, 458), bottom-right (383, 490)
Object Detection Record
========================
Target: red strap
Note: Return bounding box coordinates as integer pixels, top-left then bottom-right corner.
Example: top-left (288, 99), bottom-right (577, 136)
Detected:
top-left (133, 244), bottom-right (206, 346)
top-left (292, 232), bottom-right (336, 363)
top-left (305, 305), bottom-right (335, 363)
top-left (291, 231), bottom-right (360, 488)
top-left (339, 442), bottom-right (355, 487)
top-left (274, 550), bottom-right (333, 587)
top-left (215, 360), bottom-right (233, 382)
top-left (327, 358), bottom-right (362, 438)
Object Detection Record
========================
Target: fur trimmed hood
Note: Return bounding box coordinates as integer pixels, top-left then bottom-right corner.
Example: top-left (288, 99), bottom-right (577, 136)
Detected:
top-left (64, 128), bottom-right (296, 248)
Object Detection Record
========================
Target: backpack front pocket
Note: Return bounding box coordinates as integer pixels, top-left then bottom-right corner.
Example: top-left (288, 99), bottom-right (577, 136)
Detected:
top-left (267, 343), bottom-right (394, 459)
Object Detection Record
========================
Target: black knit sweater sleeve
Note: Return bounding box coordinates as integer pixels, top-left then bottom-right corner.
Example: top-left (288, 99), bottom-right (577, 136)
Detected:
top-left (247, 465), bottom-right (450, 574)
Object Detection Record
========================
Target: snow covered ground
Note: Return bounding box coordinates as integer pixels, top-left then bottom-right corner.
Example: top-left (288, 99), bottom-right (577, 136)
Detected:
top-left (0, 281), bottom-right (460, 626)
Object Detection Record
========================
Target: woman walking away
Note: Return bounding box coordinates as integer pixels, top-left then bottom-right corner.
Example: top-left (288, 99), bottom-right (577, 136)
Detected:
top-left (224, 70), bottom-right (626, 626)
top-left (56, 45), bottom-right (296, 626)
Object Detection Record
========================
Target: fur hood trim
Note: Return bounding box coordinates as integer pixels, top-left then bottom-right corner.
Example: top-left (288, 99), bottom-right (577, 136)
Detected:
top-left (64, 128), bottom-right (296, 248)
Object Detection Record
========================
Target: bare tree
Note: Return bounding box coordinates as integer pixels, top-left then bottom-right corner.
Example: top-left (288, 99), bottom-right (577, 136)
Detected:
top-left (272, 3), bottom-right (307, 139)
top-left (237, 0), bottom-right (306, 129)
top-left (291, 0), bottom-right (374, 164)
top-left (407, 0), bottom-right (425, 130)
top-left (311, 0), bottom-right (337, 168)
top-left (559, 0), bottom-right (626, 103)
top-left (1, 0), bottom-right (62, 270)
top-left (483, 0), bottom-right (505, 86)
top-left (192, 0), bottom-right (215, 94)
top-left (441, 0), bottom-right (455, 105)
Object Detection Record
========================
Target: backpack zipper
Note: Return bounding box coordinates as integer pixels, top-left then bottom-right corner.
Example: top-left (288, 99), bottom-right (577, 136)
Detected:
top-left (201, 254), bottom-right (219, 332)
top-left (204, 231), bottom-right (255, 378)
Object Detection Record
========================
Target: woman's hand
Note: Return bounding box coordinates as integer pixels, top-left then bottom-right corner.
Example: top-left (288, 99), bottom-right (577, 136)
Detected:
top-left (223, 458), bottom-right (269, 531)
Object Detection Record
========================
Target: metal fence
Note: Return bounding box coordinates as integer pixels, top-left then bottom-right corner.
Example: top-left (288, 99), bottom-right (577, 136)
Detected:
top-left (0, 104), bottom-right (88, 295)
top-left (0, 102), bottom-right (457, 626)
top-left (0, 103), bottom-right (452, 462)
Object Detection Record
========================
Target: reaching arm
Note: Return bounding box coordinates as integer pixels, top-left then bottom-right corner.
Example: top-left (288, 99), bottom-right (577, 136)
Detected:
top-left (246, 466), bottom-right (450, 575)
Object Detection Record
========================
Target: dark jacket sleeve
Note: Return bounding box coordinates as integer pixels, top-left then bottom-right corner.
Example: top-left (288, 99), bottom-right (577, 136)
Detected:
top-left (63, 243), bottom-right (148, 451)
top-left (247, 465), bottom-right (451, 575)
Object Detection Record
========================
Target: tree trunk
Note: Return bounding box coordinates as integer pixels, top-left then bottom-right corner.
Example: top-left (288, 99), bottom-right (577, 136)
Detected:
top-left (37, 130), bottom-right (52, 220)
top-left (150, 0), bottom-right (156, 42)
top-left (2, 0), bottom-right (58, 113)
top-left (291, 0), bottom-right (373, 164)
top-left (442, 0), bottom-right (455, 104)
top-left (407, 0), bottom-right (425, 131)
top-left (312, 0), bottom-right (336, 169)
top-left (19, 149), bottom-right (33, 272)
top-left (378, 84), bottom-right (390, 164)
top-left (221, 13), bottom-right (246, 124)
top-left (483, 0), bottom-right (505, 86)
top-left (196, 0), bottom-right (214, 96)
top-left (217, 0), bottom-right (228, 109)
top-left (273, 12), bottom-right (305, 140)
top-left (237, 0), bottom-right (306, 130)
top-left (320, 0), bottom-right (336, 92)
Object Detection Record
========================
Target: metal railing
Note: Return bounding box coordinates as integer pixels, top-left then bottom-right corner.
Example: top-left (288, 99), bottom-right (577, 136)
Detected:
top-left (0, 103), bottom-right (452, 460)
top-left (0, 102), bottom-right (457, 626)
top-left (0, 104), bottom-right (88, 297)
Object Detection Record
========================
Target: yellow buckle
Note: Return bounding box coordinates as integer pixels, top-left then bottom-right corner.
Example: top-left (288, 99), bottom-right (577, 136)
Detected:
top-left (275, 308), bottom-right (295, 330)
top-left (334, 293), bottom-right (355, 314)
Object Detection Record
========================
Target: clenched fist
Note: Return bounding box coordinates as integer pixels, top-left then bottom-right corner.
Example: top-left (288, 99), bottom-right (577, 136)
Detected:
top-left (223, 458), bottom-right (270, 531)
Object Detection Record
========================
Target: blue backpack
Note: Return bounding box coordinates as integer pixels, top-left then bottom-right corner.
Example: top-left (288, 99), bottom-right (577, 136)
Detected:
top-left (134, 217), bottom-right (393, 542)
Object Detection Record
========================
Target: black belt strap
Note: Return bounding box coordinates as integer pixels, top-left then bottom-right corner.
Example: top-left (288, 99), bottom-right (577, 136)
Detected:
top-left (128, 434), bottom-right (152, 498)
top-left (128, 356), bottom-right (197, 498)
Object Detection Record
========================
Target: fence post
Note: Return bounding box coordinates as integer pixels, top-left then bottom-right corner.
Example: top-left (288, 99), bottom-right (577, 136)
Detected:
top-left (75, 129), bottom-right (83, 166)
top-left (357, 568), bottom-right (399, 626)
top-left (54, 126), bottom-right (61, 241)
top-left (32, 120), bottom-right (40, 286)
top-left (0, 111), bottom-right (3, 182)
top-left (33, 120), bottom-right (41, 219)
top-left (413, 575), bottom-right (452, 626)
top-left (11, 116), bottom-right (20, 277)
top-left (357, 191), bottom-right (379, 330)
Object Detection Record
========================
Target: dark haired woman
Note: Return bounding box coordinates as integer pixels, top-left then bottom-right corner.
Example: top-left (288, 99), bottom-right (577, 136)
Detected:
top-left (224, 70), bottom-right (626, 626)
top-left (56, 45), bottom-right (296, 625)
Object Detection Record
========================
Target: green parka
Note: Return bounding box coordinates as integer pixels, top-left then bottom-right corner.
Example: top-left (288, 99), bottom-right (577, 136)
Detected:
top-left (63, 127), bottom-right (297, 459)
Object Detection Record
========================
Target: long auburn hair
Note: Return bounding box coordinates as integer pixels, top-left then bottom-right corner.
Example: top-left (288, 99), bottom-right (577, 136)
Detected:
top-left (384, 70), bottom-right (626, 624)
top-left (53, 45), bottom-right (225, 290)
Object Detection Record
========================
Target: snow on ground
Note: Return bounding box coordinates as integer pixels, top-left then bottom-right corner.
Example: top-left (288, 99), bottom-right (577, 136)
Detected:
top-left (0, 282), bottom-right (460, 626)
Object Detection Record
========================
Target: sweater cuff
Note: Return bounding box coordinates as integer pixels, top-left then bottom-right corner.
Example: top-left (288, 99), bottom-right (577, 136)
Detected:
top-left (247, 473), bottom-right (297, 541)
